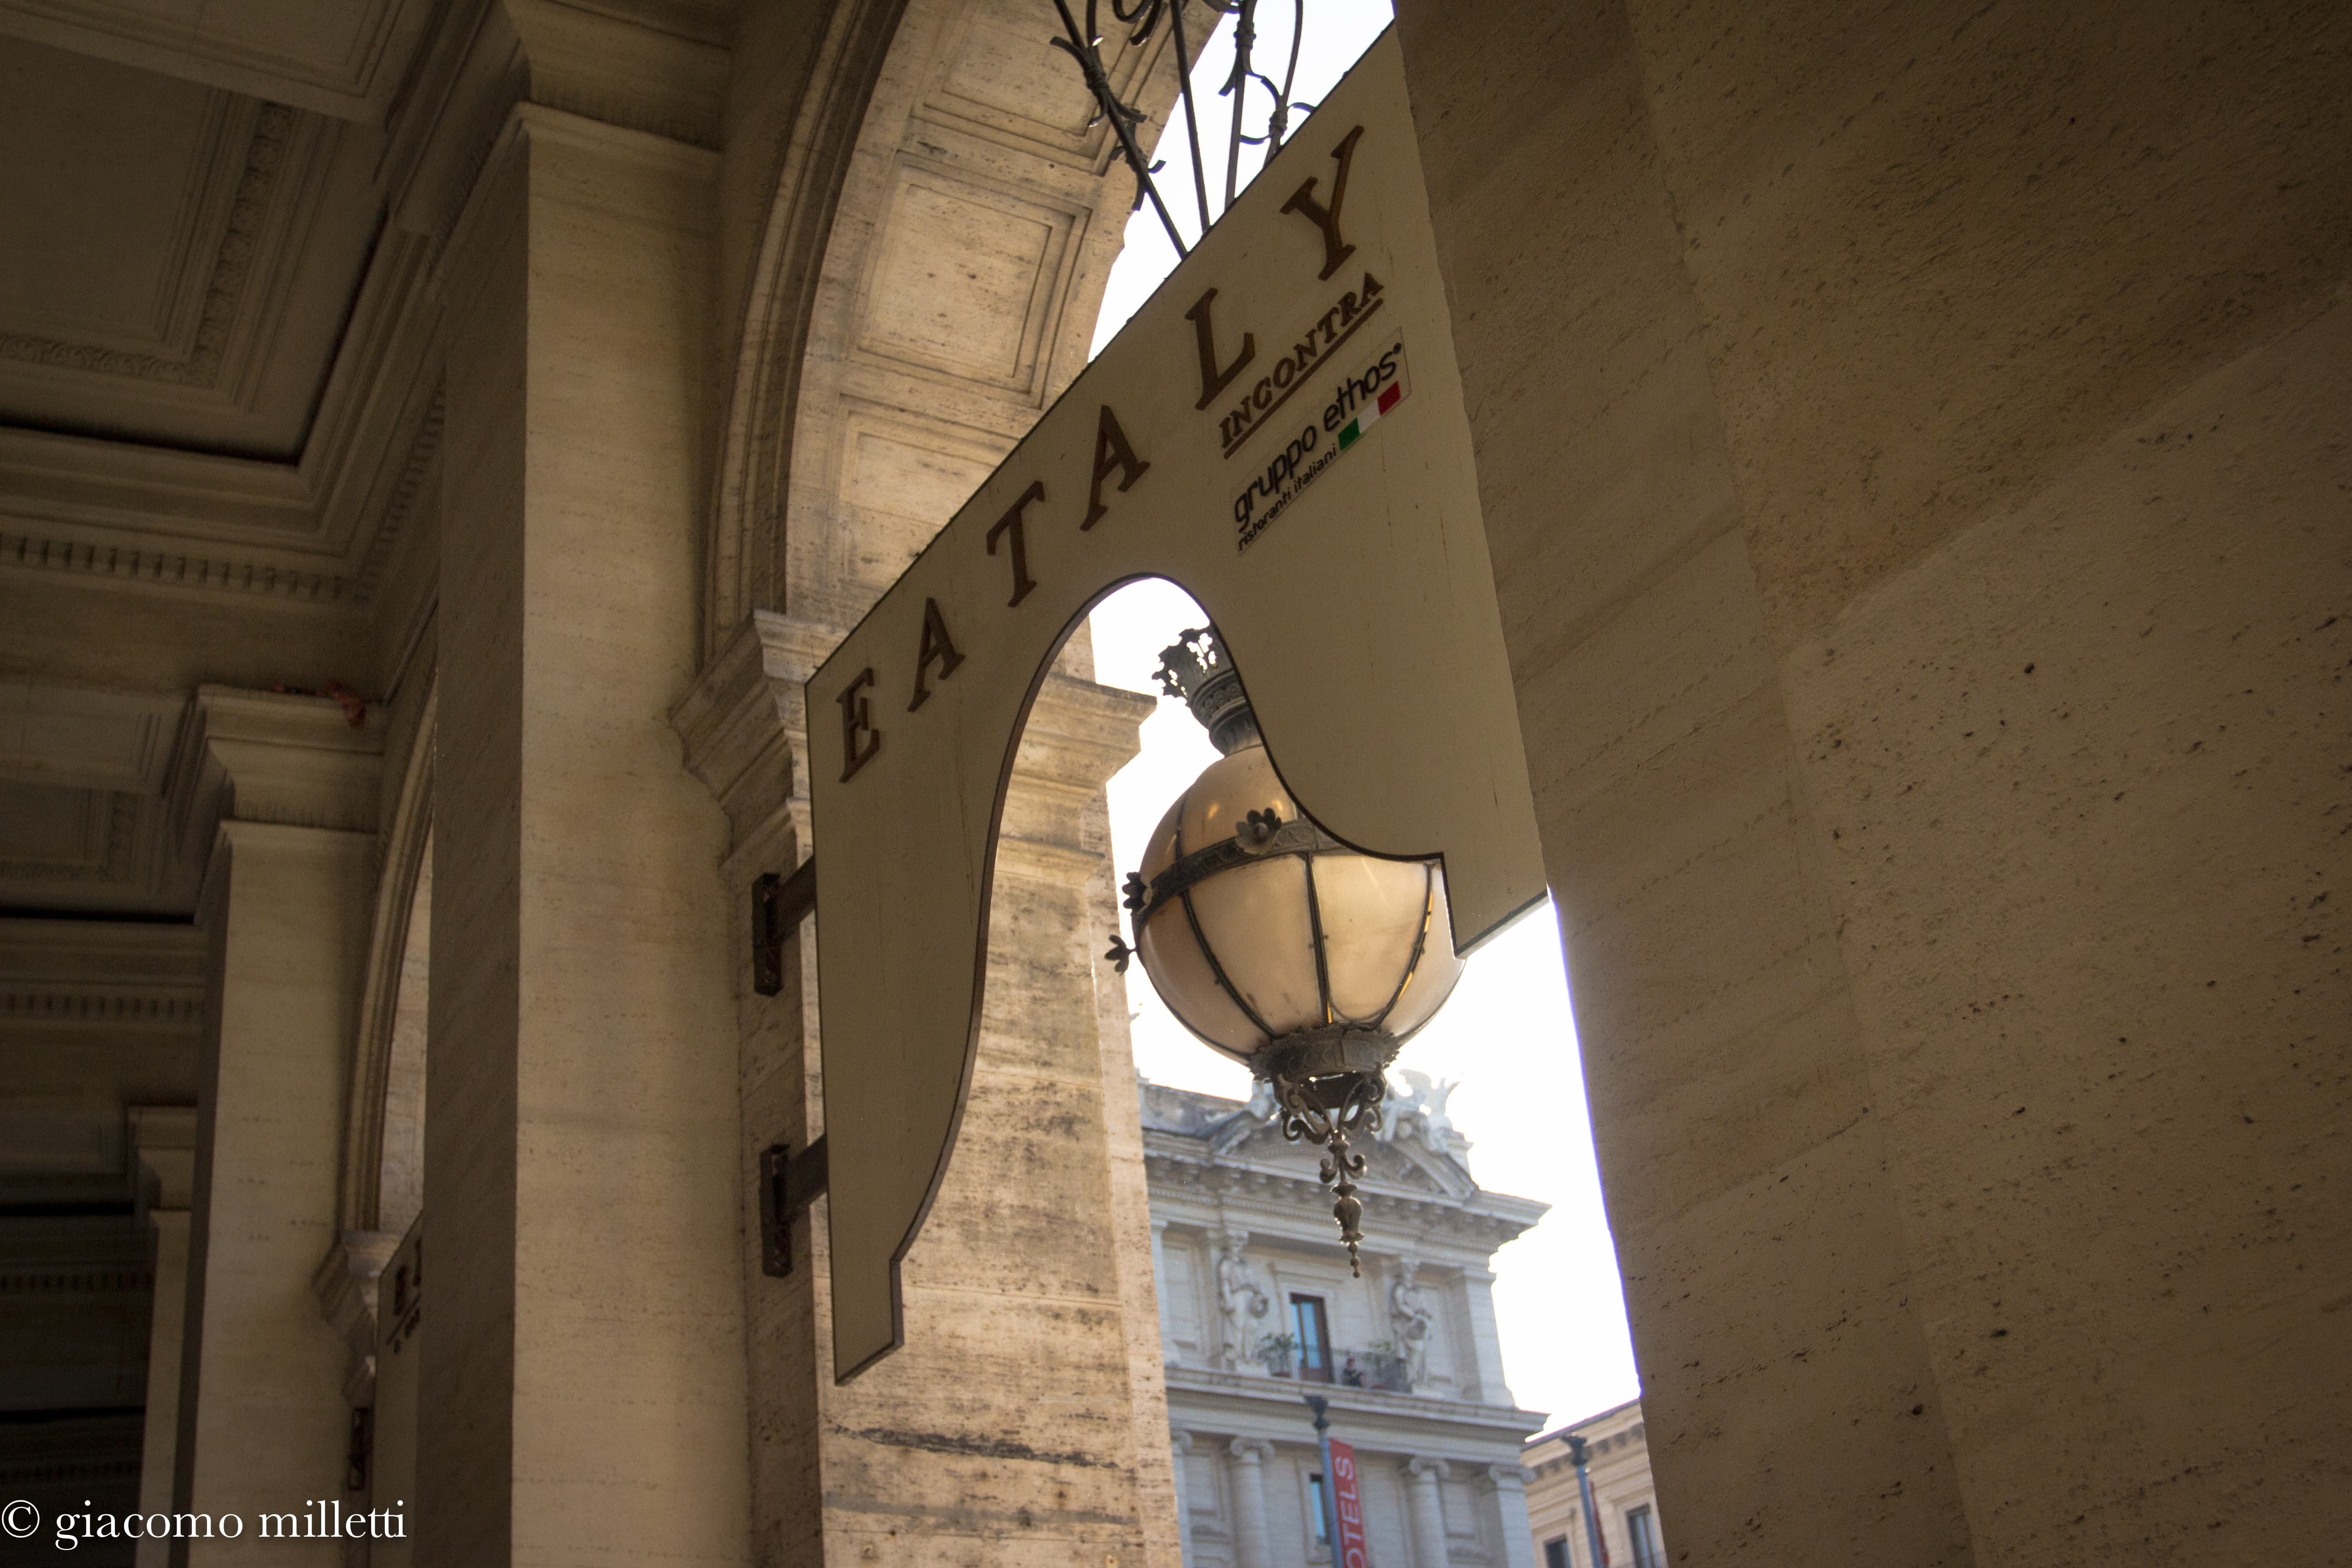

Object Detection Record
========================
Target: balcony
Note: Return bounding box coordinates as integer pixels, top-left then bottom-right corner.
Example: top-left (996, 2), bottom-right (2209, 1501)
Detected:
top-left (1256, 1336), bottom-right (1413, 1393)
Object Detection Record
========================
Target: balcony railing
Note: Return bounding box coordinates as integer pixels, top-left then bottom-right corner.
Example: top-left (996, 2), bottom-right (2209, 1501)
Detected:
top-left (1255, 1338), bottom-right (1412, 1393)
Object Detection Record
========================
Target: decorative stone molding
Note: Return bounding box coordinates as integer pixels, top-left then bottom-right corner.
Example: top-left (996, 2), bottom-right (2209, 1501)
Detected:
top-left (347, 387), bottom-right (443, 603)
top-left (0, 920), bottom-right (206, 1032)
top-left (310, 1228), bottom-right (402, 1408)
top-left (166, 685), bottom-right (386, 842)
top-left (382, 0), bottom-right (725, 254)
top-left (1475, 1464), bottom-right (1534, 1494)
top-left (0, 199), bottom-right (440, 605)
top-left (1404, 1456), bottom-right (1453, 1482)
top-left (1140, 1149), bottom-right (1544, 1251)
top-left (0, 529), bottom-right (356, 601)
top-left (671, 609), bottom-right (831, 862)
top-left (1229, 1437), bottom-right (1275, 1463)
top-left (129, 1105), bottom-right (198, 1209)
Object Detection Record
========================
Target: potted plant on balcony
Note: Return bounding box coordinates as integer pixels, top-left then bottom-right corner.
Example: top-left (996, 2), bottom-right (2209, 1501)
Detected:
top-left (1254, 1331), bottom-right (1300, 1378)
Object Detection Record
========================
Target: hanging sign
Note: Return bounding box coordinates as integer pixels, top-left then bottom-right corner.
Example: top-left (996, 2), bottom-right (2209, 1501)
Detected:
top-left (808, 28), bottom-right (1544, 1380)
top-left (1330, 1439), bottom-right (1370, 1568)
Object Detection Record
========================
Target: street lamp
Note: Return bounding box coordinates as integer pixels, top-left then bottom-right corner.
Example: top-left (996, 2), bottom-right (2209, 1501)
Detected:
top-left (1109, 627), bottom-right (1465, 1272)
top-left (1305, 1394), bottom-right (1344, 1556)
top-left (1567, 1435), bottom-right (1606, 1568)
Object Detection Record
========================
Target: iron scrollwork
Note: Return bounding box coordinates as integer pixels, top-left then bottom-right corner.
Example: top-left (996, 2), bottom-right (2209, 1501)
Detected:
top-left (1045, 0), bottom-right (1319, 255)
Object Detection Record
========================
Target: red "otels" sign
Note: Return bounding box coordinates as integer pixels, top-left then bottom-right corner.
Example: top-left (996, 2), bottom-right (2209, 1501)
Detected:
top-left (1330, 1439), bottom-right (1369, 1568)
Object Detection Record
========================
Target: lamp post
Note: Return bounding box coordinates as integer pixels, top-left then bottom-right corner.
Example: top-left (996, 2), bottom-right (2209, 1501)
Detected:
top-left (1568, 1435), bottom-right (1606, 1568)
top-left (1305, 1394), bottom-right (1344, 1558)
top-left (1108, 628), bottom-right (1466, 1274)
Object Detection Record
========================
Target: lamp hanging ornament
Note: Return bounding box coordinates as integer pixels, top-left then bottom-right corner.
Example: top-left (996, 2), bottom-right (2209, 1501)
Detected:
top-left (1109, 628), bottom-right (1465, 1273)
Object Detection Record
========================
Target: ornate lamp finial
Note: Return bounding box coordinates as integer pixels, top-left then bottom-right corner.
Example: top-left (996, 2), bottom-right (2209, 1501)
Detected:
top-left (1155, 626), bottom-right (1262, 754)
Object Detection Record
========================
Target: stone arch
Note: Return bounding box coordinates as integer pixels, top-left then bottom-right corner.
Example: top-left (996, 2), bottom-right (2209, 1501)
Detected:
top-left (339, 676), bottom-right (434, 1240)
top-left (708, 0), bottom-right (1192, 656)
top-left (312, 677), bottom-right (433, 1405)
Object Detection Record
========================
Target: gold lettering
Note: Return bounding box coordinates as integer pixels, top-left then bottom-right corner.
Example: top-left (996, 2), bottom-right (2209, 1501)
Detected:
top-left (1279, 124), bottom-right (1364, 280)
top-left (1083, 405), bottom-right (1152, 529)
top-left (985, 480), bottom-right (1045, 606)
top-left (838, 668), bottom-right (881, 781)
top-left (1186, 288), bottom-right (1256, 411)
top-left (907, 597), bottom-right (966, 710)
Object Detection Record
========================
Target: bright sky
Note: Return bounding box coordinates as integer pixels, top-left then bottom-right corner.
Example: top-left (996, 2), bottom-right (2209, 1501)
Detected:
top-left (1080, 4), bottom-right (1641, 1432)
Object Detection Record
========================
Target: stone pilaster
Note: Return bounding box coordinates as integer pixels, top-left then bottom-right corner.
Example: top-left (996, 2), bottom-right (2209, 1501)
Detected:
top-left (1151, 1217), bottom-right (1177, 1357)
top-left (1227, 1438), bottom-right (1277, 1568)
top-left (1170, 1430), bottom-right (1196, 1568)
top-left (670, 609), bottom-right (829, 1568)
top-left (170, 687), bottom-right (384, 1563)
top-left (131, 1106), bottom-right (194, 1568)
top-left (1402, 1456), bottom-right (1452, 1568)
top-left (422, 103), bottom-right (748, 1568)
top-left (1476, 1464), bottom-right (1538, 1568)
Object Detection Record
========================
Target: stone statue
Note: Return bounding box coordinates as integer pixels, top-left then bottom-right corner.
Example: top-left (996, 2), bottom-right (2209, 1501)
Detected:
top-left (1380, 1069), bottom-right (1461, 1152)
top-left (1389, 1260), bottom-right (1436, 1385)
top-left (1215, 1230), bottom-right (1269, 1369)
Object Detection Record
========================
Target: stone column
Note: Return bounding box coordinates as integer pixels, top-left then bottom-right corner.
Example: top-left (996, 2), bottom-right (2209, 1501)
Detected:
top-left (676, 613), bottom-right (1168, 1568)
top-left (1476, 1465), bottom-right (1538, 1568)
top-left (169, 688), bottom-right (384, 1561)
top-left (131, 1107), bottom-right (195, 1568)
top-left (1170, 1431), bottom-right (1196, 1568)
top-left (1401, 1457), bottom-right (1451, 1568)
top-left (423, 105), bottom-right (747, 1568)
top-left (1227, 1438), bottom-right (1277, 1568)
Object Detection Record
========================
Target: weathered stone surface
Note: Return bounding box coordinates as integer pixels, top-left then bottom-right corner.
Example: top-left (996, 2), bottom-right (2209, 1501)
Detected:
top-left (1399, 0), bottom-right (2352, 1563)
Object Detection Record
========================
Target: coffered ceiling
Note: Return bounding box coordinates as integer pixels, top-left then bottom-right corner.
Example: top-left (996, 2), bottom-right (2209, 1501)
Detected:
top-left (0, 0), bottom-right (437, 932)
top-left (0, 0), bottom-right (441, 621)
top-left (0, 34), bottom-right (384, 460)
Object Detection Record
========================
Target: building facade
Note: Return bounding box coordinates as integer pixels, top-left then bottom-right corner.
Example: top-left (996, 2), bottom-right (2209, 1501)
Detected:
top-left (1524, 1403), bottom-right (1661, 1568)
top-left (0, 0), bottom-right (2342, 1564)
top-left (1142, 1077), bottom-right (1547, 1568)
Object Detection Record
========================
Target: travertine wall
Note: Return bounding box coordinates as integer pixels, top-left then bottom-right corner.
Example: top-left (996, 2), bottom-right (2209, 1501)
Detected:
top-left (426, 106), bottom-right (750, 1567)
top-left (1397, 1), bottom-right (2351, 1563)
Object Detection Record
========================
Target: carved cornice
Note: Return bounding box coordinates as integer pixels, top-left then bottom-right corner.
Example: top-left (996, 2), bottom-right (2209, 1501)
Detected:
top-left (0, 918), bottom-right (206, 1034)
top-left (0, 225), bottom-right (441, 605)
top-left (0, 529), bottom-right (358, 603)
top-left (349, 388), bottom-right (442, 601)
top-left (1143, 1147), bottom-right (1548, 1248)
top-left (166, 685), bottom-right (387, 841)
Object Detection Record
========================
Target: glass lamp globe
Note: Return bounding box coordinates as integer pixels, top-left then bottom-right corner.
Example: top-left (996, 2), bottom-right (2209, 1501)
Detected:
top-left (1112, 628), bottom-right (1465, 1272)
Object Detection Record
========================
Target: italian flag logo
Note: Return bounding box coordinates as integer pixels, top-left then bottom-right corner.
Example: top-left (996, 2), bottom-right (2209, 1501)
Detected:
top-left (1336, 373), bottom-right (1405, 451)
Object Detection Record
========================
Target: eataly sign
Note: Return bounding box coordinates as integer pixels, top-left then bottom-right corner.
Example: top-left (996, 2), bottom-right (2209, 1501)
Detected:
top-left (803, 32), bottom-right (1543, 1381)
